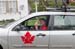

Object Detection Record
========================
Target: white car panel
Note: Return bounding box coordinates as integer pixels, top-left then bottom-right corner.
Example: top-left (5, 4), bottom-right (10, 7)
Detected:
top-left (0, 12), bottom-right (75, 49)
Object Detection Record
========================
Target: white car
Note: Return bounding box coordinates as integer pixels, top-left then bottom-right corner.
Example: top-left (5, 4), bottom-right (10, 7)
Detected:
top-left (0, 12), bottom-right (75, 49)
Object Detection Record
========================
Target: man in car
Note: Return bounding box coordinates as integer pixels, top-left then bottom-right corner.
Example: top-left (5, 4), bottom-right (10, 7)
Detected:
top-left (34, 18), bottom-right (48, 30)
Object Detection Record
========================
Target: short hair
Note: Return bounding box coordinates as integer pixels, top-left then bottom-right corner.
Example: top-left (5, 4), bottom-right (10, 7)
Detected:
top-left (39, 18), bottom-right (46, 22)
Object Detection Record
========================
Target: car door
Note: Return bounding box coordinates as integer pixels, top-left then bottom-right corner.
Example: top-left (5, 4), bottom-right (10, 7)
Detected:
top-left (49, 15), bottom-right (75, 49)
top-left (8, 15), bottom-right (50, 49)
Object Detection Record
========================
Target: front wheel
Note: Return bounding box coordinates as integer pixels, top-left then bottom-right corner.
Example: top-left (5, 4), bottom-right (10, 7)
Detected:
top-left (0, 45), bottom-right (3, 49)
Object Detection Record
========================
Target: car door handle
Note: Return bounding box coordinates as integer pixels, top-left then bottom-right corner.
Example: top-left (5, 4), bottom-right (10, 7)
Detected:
top-left (72, 33), bottom-right (75, 36)
top-left (36, 33), bottom-right (46, 37)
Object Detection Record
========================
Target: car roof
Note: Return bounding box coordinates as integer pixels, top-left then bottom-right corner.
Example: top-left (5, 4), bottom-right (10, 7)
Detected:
top-left (30, 12), bottom-right (75, 16)
top-left (7, 12), bottom-right (75, 29)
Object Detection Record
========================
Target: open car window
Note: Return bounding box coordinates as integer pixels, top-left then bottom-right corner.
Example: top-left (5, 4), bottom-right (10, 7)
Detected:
top-left (13, 15), bottom-right (50, 31)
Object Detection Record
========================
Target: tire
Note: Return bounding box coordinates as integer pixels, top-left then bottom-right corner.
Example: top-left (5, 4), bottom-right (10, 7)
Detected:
top-left (0, 45), bottom-right (3, 49)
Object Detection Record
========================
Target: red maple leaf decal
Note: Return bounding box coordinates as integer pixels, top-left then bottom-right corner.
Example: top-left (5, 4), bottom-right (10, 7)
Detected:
top-left (21, 32), bottom-right (35, 44)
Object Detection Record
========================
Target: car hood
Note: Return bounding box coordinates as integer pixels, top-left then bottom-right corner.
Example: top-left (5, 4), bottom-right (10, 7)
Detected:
top-left (0, 28), bottom-right (8, 35)
top-left (0, 28), bottom-right (5, 32)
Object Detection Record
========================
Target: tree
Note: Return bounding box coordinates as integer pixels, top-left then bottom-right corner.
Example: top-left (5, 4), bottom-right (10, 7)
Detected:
top-left (38, 0), bottom-right (46, 11)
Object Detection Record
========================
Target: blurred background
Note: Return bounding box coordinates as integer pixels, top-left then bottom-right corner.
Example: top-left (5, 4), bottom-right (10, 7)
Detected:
top-left (0, 0), bottom-right (75, 26)
top-left (29, 0), bottom-right (75, 12)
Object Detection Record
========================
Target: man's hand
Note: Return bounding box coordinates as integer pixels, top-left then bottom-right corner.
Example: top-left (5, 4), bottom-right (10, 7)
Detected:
top-left (34, 20), bottom-right (39, 30)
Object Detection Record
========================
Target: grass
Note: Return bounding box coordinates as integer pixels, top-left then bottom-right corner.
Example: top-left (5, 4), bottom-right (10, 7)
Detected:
top-left (0, 19), bottom-right (15, 26)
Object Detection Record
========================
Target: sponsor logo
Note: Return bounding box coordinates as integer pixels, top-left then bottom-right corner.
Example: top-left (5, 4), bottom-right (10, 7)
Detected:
top-left (21, 32), bottom-right (35, 44)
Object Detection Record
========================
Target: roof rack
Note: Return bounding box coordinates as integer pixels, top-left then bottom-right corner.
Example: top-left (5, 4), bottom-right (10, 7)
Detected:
top-left (36, 0), bottom-right (75, 12)
top-left (46, 6), bottom-right (75, 12)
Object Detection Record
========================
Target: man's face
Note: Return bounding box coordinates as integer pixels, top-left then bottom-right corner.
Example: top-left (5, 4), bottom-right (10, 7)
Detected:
top-left (40, 20), bottom-right (46, 25)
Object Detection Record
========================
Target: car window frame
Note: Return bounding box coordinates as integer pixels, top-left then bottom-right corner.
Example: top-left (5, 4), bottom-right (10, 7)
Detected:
top-left (50, 15), bottom-right (75, 30)
top-left (12, 15), bottom-right (51, 31)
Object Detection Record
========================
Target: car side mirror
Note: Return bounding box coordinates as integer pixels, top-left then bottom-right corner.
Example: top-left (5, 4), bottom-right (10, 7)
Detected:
top-left (14, 25), bottom-right (21, 32)
top-left (16, 28), bottom-right (20, 32)
top-left (13, 24), bottom-right (29, 31)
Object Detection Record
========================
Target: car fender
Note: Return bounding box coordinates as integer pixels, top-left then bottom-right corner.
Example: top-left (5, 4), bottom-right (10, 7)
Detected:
top-left (0, 39), bottom-right (8, 49)
top-left (0, 29), bottom-right (9, 49)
